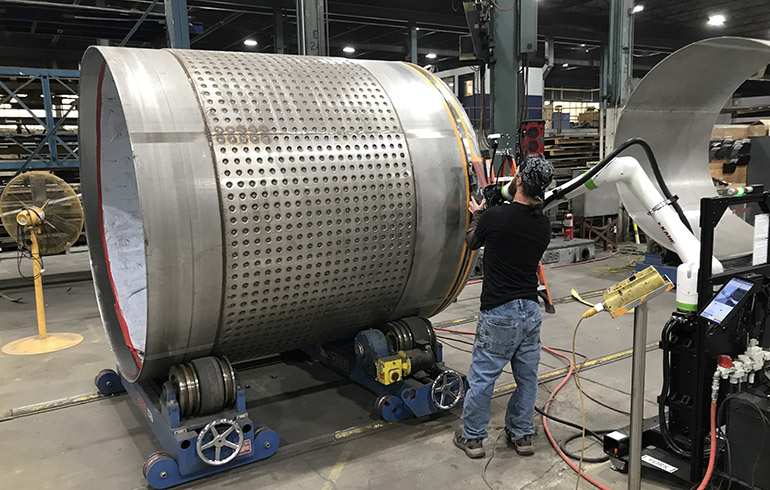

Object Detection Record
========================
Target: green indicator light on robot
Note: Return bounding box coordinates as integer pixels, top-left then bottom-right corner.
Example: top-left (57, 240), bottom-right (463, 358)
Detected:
top-left (727, 186), bottom-right (753, 197)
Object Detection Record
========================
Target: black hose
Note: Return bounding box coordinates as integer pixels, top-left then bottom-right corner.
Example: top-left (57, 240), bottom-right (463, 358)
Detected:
top-left (534, 405), bottom-right (604, 440)
top-left (559, 431), bottom-right (612, 463)
top-left (544, 137), bottom-right (693, 234)
top-left (658, 316), bottom-right (692, 458)
top-left (534, 406), bottom-right (613, 463)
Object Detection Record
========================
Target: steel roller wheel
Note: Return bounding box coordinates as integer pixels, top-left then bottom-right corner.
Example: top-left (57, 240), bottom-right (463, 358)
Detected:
top-left (216, 356), bottom-right (237, 408)
top-left (142, 452), bottom-right (173, 479)
top-left (375, 394), bottom-right (396, 419)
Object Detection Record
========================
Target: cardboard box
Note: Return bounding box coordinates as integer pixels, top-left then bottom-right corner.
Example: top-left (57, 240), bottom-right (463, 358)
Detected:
top-left (542, 107), bottom-right (554, 129)
top-left (749, 120), bottom-right (770, 138)
top-left (710, 160), bottom-right (747, 186)
top-left (712, 124), bottom-right (750, 140)
top-left (578, 110), bottom-right (600, 127)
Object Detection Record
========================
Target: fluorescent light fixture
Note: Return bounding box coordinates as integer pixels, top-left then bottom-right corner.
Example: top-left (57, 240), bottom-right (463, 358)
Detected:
top-left (243, 39), bottom-right (257, 46)
top-left (426, 52), bottom-right (437, 59)
top-left (343, 46), bottom-right (355, 53)
top-left (580, 43), bottom-right (586, 47)
top-left (562, 63), bottom-right (569, 67)
top-left (707, 14), bottom-right (726, 26)
top-left (632, 4), bottom-right (644, 13)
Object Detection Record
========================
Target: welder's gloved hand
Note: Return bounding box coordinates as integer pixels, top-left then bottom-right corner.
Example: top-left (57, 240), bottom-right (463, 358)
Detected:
top-left (468, 196), bottom-right (486, 214)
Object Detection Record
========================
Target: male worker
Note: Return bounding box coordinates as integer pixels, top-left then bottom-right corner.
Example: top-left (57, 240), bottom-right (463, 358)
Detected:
top-left (453, 154), bottom-right (554, 459)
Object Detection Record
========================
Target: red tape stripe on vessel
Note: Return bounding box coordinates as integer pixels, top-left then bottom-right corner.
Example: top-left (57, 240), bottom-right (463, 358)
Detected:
top-left (95, 62), bottom-right (142, 367)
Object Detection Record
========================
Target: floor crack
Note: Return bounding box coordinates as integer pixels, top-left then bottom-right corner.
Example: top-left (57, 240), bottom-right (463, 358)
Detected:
top-left (517, 458), bottom-right (563, 490)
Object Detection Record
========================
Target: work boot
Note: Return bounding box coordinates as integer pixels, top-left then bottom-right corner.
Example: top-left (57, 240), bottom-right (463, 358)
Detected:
top-left (505, 427), bottom-right (535, 456)
top-left (453, 428), bottom-right (485, 459)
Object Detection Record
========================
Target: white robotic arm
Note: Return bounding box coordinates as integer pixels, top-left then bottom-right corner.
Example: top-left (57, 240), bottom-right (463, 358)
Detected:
top-left (504, 155), bottom-right (723, 312)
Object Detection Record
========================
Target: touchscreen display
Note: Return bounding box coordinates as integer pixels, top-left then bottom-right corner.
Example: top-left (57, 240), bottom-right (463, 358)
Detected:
top-left (700, 278), bottom-right (754, 324)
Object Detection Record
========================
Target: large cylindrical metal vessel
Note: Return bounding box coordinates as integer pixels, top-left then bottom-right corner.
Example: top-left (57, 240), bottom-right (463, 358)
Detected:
top-left (79, 47), bottom-right (478, 382)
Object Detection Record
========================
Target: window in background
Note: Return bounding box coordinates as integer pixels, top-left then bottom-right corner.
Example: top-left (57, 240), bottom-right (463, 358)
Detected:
top-left (441, 76), bottom-right (456, 96)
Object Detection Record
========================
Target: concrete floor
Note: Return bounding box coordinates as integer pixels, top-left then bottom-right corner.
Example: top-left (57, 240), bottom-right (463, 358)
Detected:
top-left (0, 249), bottom-right (688, 490)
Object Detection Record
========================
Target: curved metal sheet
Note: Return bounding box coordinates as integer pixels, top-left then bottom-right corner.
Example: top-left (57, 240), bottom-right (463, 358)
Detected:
top-left (616, 37), bottom-right (770, 260)
top-left (79, 47), bottom-right (476, 381)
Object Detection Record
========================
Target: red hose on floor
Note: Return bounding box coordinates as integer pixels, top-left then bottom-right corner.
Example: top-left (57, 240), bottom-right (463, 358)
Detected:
top-left (435, 328), bottom-right (614, 488)
top-left (434, 327), bottom-right (476, 335)
top-left (541, 347), bottom-right (615, 490)
top-left (437, 323), bottom-right (717, 489)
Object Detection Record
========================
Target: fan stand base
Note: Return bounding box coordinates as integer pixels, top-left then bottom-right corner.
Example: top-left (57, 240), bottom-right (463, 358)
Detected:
top-left (2, 333), bottom-right (84, 355)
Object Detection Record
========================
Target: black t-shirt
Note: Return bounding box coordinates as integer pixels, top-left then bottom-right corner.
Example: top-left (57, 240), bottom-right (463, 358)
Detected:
top-left (472, 202), bottom-right (551, 311)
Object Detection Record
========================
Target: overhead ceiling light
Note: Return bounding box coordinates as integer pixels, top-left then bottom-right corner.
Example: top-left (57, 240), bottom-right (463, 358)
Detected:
top-left (426, 52), bottom-right (437, 59)
top-left (243, 39), bottom-right (257, 46)
top-left (632, 4), bottom-right (644, 13)
top-left (343, 46), bottom-right (355, 53)
top-left (707, 14), bottom-right (726, 26)
top-left (580, 43), bottom-right (586, 47)
top-left (562, 63), bottom-right (569, 67)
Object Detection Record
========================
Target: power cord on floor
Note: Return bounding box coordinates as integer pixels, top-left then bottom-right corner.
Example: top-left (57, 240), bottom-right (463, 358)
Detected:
top-left (481, 428), bottom-right (506, 490)
top-left (572, 316), bottom-right (587, 490)
top-left (436, 322), bottom-right (618, 487)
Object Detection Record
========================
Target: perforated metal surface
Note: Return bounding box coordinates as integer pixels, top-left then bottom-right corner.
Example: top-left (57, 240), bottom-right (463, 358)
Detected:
top-left (172, 51), bottom-right (416, 360)
top-left (81, 47), bottom-right (475, 381)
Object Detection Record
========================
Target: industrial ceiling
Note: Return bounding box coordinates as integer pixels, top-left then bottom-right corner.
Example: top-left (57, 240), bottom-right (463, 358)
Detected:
top-left (0, 0), bottom-right (769, 91)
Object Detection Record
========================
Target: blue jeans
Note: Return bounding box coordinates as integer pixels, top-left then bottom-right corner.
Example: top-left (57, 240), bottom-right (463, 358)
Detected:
top-left (461, 299), bottom-right (542, 440)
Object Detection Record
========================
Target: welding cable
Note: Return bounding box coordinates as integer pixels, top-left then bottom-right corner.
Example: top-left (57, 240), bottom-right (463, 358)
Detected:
top-left (434, 327), bottom-right (476, 335)
top-left (658, 318), bottom-right (691, 458)
top-left (715, 395), bottom-right (769, 490)
top-left (543, 137), bottom-right (693, 234)
top-left (559, 432), bottom-right (612, 464)
top-left (571, 317), bottom-right (589, 489)
top-left (540, 346), bottom-right (615, 490)
top-left (441, 328), bottom-right (616, 472)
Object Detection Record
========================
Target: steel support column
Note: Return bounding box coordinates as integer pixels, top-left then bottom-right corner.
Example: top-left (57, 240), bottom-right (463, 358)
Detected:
top-left (274, 6), bottom-right (285, 54)
top-left (608, 0), bottom-right (633, 240)
top-left (164, 0), bottom-right (190, 49)
top-left (491, 4), bottom-right (520, 143)
top-left (628, 302), bottom-right (649, 490)
top-left (608, 0), bottom-right (633, 107)
top-left (296, 0), bottom-right (327, 56)
top-left (408, 22), bottom-right (418, 63)
top-left (599, 43), bottom-right (609, 158)
top-left (40, 75), bottom-right (57, 165)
